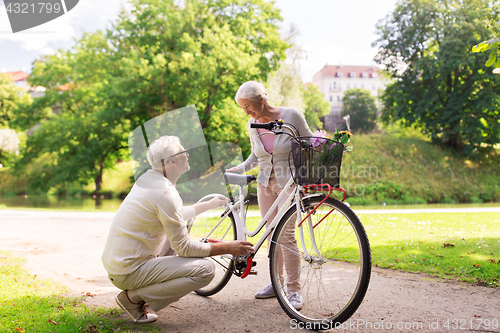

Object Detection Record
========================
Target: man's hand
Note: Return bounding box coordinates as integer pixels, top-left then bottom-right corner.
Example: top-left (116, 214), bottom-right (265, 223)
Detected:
top-left (208, 195), bottom-right (229, 209)
top-left (209, 240), bottom-right (254, 257)
top-left (194, 195), bottom-right (229, 216)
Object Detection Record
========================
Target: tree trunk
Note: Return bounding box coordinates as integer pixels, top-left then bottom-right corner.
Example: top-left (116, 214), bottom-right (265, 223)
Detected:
top-left (446, 133), bottom-right (463, 150)
top-left (94, 158), bottom-right (104, 194)
top-left (201, 103), bottom-right (212, 128)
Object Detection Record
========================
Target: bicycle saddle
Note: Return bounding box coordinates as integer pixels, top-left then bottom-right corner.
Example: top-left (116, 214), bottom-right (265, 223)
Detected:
top-left (224, 173), bottom-right (256, 186)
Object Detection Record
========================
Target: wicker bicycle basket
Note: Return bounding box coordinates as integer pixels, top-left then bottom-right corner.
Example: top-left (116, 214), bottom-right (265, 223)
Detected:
top-left (290, 136), bottom-right (344, 188)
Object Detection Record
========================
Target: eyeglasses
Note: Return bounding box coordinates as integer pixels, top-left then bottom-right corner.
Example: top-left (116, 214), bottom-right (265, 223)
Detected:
top-left (160, 150), bottom-right (188, 178)
top-left (168, 150), bottom-right (188, 159)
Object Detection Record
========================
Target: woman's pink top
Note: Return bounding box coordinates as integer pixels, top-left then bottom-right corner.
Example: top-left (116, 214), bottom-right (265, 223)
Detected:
top-left (256, 107), bottom-right (283, 154)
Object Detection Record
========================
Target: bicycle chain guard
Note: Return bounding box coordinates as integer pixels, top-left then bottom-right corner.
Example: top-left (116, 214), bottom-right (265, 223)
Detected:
top-left (233, 254), bottom-right (256, 278)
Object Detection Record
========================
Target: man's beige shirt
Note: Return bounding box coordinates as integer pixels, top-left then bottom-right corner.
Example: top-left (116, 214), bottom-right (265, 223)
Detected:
top-left (102, 169), bottom-right (211, 275)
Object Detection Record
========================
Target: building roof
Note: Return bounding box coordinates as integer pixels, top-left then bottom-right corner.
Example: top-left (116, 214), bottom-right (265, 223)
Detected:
top-left (4, 71), bottom-right (29, 82)
top-left (58, 82), bottom-right (75, 91)
top-left (314, 64), bottom-right (380, 78)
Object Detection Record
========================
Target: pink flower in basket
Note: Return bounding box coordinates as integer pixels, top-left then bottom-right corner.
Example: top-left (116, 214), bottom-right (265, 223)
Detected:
top-left (310, 130), bottom-right (328, 148)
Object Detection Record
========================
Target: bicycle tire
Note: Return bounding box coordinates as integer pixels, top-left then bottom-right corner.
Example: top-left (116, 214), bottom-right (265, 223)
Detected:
top-left (191, 209), bottom-right (236, 297)
top-left (269, 196), bottom-right (371, 330)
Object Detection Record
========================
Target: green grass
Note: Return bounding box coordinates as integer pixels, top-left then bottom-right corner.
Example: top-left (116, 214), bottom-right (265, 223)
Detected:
top-left (340, 132), bottom-right (500, 205)
top-left (230, 210), bottom-right (500, 287)
top-left (364, 212), bottom-right (500, 286)
top-left (0, 251), bottom-right (159, 333)
top-left (0, 167), bottom-right (28, 196)
top-left (196, 207), bottom-right (500, 287)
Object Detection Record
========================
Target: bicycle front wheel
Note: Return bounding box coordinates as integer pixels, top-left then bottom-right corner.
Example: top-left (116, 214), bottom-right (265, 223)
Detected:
top-left (190, 204), bottom-right (236, 297)
top-left (269, 196), bottom-right (371, 330)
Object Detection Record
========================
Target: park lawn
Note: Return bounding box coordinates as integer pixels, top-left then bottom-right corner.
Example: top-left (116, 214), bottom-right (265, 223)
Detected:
top-left (0, 251), bottom-right (159, 333)
top-left (363, 212), bottom-right (500, 287)
top-left (236, 210), bottom-right (500, 288)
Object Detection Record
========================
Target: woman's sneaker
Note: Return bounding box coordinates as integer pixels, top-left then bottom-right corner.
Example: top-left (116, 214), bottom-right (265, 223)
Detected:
top-left (116, 290), bottom-right (158, 323)
top-left (287, 291), bottom-right (303, 310)
top-left (254, 284), bottom-right (276, 299)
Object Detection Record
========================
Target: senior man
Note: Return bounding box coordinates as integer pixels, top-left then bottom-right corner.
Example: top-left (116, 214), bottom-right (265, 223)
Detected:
top-left (102, 135), bottom-right (253, 323)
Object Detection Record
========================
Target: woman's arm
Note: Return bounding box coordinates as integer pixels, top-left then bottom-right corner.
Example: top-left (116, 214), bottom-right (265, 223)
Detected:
top-left (228, 122), bottom-right (259, 174)
top-left (237, 153), bottom-right (259, 173)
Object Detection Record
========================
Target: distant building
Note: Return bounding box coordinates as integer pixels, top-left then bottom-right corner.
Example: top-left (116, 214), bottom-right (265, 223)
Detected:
top-left (311, 64), bottom-right (385, 131)
top-left (4, 71), bottom-right (30, 91)
top-left (3, 70), bottom-right (46, 98)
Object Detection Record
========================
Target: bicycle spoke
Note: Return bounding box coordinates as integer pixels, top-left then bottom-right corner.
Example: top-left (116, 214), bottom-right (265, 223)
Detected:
top-left (269, 196), bottom-right (371, 328)
top-left (192, 203), bottom-right (236, 297)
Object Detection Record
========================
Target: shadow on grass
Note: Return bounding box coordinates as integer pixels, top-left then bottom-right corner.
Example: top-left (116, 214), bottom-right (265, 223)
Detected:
top-left (371, 237), bottom-right (500, 287)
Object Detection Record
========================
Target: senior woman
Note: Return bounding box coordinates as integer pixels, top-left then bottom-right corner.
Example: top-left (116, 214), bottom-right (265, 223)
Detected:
top-left (226, 81), bottom-right (313, 310)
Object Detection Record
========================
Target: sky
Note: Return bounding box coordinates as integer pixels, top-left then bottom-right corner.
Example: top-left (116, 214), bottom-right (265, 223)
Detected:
top-left (0, 0), bottom-right (397, 82)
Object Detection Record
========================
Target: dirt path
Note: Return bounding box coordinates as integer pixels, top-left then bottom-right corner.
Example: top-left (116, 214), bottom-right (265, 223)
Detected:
top-left (1, 209), bottom-right (499, 332)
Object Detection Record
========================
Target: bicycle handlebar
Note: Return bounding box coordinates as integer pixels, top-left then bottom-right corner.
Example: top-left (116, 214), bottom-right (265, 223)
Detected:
top-left (250, 123), bottom-right (274, 130)
top-left (250, 120), bottom-right (299, 138)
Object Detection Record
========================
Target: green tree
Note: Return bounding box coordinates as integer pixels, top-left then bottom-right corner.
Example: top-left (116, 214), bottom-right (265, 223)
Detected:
top-left (267, 24), bottom-right (304, 111)
top-left (472, 4), bottom-right (500, 69)
top-left (203, 97), bottom-right (251, 155)
top-left (341, 88), bottom-right (377, 133)
top-left (0, 74), bottom-right (32, 130)
top-left (373, 0), bottom-right (500, 154)
top-left (18, 32), bottom-right (127, 193)
top-left (0, 128), bottom-right (20, 166)
top-left (303, 83), bottom-right (330, 130)
top-left (267, 64), bottom-right (330, 130)
top-left (108, 0), bottom-right (287, 128)
top-left (267, 61), bottom-right (304, 111)
top-left (18, 0), bottom-right (288, 193)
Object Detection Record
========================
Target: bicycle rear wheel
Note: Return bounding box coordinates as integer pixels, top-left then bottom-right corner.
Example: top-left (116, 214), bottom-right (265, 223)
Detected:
top-left (190, 204), bottom-right (236, 296)
top-left (269, 196), bottom-right (371, 330)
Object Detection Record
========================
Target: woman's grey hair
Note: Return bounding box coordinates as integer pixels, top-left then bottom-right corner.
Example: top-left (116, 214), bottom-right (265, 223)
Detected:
top-left (146, 135), bottom-right (181, 169)
top-left (235, 81), bottom-right (269, 103)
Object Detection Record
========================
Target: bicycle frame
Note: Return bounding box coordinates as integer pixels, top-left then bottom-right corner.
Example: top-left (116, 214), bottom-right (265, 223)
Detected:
top-left (200, 178), bottom-right (339, 260)
top-left (195, 121), bottom-right (346, 273)
top-left (193, 120), bottom-right (371, 327)
top-left (228, 176), bottom-right (301, 254)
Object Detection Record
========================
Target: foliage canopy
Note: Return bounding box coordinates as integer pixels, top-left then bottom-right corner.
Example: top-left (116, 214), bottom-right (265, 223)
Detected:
top-left (0, 74), bottom-right (32, 130)
top-left (341, 88), bottom-right (377, 133)
top-left (374, 0), bottom-right (500, 154)
top-left (302, 83), bottom-right (330, 130)
top-left (17, 0), bottom-right (288, 193)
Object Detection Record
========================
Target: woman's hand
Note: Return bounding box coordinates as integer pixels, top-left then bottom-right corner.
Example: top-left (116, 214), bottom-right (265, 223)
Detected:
top-left (225, 166), bottom-right (243, 174)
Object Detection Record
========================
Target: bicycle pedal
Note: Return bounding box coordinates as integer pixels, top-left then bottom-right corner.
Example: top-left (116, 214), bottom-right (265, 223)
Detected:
top-left (249, 268), bottom-right (258, 275)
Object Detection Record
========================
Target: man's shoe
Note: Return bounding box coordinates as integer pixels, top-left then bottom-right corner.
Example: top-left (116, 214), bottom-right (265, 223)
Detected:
top-left (116, 290), bottom-right (158, 323)
top-left (255, 284), bottom-right (275, 299)
top-left (287, 291), bottom-right (303, 310)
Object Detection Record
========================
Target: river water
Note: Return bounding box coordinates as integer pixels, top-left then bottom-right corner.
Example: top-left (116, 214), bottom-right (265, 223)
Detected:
top-left (0, 195), bottom-right (124, 211)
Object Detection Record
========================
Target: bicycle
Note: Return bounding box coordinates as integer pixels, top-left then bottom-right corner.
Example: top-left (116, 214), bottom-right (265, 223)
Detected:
top-left (188, 120), bottom-right (371, 330)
